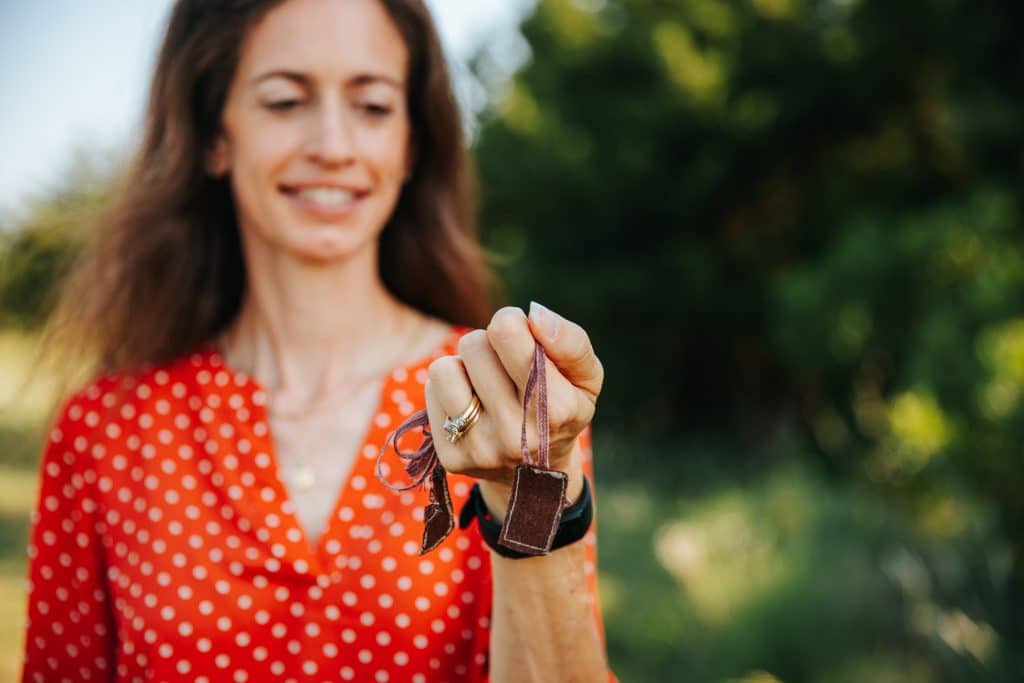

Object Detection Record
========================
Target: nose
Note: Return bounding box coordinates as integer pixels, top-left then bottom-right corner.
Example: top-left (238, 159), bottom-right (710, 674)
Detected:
top-left (306, 97), bottom-right (356, 166)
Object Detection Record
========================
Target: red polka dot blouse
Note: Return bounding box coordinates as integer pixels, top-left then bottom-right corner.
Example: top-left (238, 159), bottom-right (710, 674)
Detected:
top-left (21, 324), bottom-right (612, 682)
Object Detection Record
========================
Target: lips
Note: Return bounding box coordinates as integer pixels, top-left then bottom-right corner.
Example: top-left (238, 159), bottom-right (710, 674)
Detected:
top-left (279, 184), bottom-right (369, 220)
top-left (293, 186), bottom-right (355, 204)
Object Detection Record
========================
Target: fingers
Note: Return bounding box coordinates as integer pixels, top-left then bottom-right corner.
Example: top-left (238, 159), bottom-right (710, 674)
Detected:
top-left (424, 355), bottom-right (473, 451)
top-left (424, 356), bottom-right (506, 477)
top-left (484, 307), bottom-right (535, 399)
top-left (526, 302), bottom-right (604, 403)
top-left (486, 306), bottom-right (588, 430)
top-left (456, 329), bottom-right (519, 422)
top-left (423, 306), bottom-right (603, 483)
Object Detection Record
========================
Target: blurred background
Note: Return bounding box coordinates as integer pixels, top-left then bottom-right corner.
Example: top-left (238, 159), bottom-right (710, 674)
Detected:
top-left (2, 0), bottom-right (1023, 680)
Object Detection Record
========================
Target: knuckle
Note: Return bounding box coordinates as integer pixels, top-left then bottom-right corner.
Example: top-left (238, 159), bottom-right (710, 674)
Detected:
top-left (487, 306), bottom-right (525, 340)
top-left (433, 446), bottom-right (461, 471)
top-left (456, 329), bottom-right (488, 357)
top-left (426, 358), bottom-right (443, 384)
top-left (568, 334), bottom-right (593, 365)
top-left (497, 414), bottom-right (524, 456)
top-left (592, 355), bottom-right (605, 393)
top-left (547, 395), bottom-right (574, 428)
top-left (476, 448), bottom-right (503, 471)
top-left (427, 355), bottom-right (456, 383)
top-left (459, 430), bottom-right (499, 470)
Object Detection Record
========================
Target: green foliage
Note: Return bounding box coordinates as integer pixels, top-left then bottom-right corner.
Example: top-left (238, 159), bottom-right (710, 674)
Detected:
top-left (473, 0), bottom-right (1024, 431)
top-left (0, 148), bottom-right (117, 328)
top-left (470, 0), bottom-right (1024, 678)
top-left (595, 439), bottom-right (1005, 683)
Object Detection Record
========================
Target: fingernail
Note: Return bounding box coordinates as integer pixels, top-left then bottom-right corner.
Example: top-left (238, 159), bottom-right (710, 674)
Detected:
top-left (529, 301), bottom-right (560, 340)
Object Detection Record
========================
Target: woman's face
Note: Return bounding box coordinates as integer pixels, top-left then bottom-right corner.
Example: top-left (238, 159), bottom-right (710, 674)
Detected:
top-left (211, 0), bottom-right (413, 264)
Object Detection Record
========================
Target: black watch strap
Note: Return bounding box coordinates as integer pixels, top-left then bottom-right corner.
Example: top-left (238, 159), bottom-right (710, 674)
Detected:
top-left (458, 476), bottom-right (593, 558)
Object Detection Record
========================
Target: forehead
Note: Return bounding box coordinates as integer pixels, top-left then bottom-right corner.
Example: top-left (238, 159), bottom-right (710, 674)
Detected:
top-left (238, 0), bottom-right (408, 84)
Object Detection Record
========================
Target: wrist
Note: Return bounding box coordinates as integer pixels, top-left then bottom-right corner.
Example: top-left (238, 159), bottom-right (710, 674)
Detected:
top-left (477, 479), bottom-right (513, 524)
top-left (458, 474), bottom-right (594, 559)
top-left (477, 443), bottom-right (585, 523)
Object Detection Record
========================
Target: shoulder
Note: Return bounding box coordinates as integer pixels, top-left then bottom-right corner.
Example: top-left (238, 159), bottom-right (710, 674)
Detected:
top-left (45, 347), bottom-right (212, 447)
top-left (416, 317), bottom-right (474, 361)
top-left (391, 306), bottom-right (471, 367)
top-left (446, 323), bottom-right (475, 350)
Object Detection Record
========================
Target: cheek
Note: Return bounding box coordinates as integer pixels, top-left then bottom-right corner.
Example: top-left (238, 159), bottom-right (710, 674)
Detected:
top-left (232, 133), bottom-right (299, 212)
top-left (363, 125), bottom-right (411, 179)
top-left (245, 130), bottom-right (298, 185)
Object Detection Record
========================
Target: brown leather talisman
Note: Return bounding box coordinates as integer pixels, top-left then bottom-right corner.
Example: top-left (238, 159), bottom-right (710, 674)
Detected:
top-left (497, 342), bottom-right (570, 556)
top-left (375, 410), bottom-right (456, 554)
top-left (498, 465), bottom-right (568, 554)
top-left (421, 462), bottom-right (454, 554)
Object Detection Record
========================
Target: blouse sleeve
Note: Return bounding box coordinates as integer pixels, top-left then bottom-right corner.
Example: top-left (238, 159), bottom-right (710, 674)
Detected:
top-left (21, 394), bottom-right (117, 682)
top-left (576, 424), bottom-right (619, 683)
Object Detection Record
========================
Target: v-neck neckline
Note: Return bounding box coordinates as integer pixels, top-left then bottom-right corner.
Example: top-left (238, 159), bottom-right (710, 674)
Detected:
top-left (200, 322), bottom-right (466, 576)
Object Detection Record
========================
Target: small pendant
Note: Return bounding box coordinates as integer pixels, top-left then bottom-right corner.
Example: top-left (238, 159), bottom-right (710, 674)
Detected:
top-left (498, 464), bottom-right (568, 556)
top-left (291, 465), bottom-right (316, 492)
top-left (420, 464), bottom-right (454, 554)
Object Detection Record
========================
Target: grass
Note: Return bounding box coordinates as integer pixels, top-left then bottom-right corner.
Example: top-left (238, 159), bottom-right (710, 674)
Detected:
top-left (0, 329), bottom-right (55, 433)
top-left (0, 329), bottom-right (49, 681)
top-left (592, 432), bottom-right (1010, 682)
top-left (0, 561), bottom-right (28, 682)
top-left (0, 328), bottom-right (1012, 682)
top-left (0, 470), bottom-right (34, 681)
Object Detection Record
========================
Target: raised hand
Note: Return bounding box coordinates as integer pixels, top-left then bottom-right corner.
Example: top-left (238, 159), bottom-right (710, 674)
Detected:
top-left (423, 303), bottom-right (604, 519)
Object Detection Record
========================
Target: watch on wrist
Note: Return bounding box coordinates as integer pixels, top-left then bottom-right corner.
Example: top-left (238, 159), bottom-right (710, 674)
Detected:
top-left (457, 475), bottom-right (593, 559)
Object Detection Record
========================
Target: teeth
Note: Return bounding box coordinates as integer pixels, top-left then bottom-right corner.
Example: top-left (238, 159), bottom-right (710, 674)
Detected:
top-left (296, 187), bottom-right (355, 205)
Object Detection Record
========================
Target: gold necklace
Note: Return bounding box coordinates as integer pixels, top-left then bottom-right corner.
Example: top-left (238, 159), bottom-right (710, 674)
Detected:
top-left (270, 373), bottom-right (385, 492)
top-left (262, 313), bottom-right (424, 492)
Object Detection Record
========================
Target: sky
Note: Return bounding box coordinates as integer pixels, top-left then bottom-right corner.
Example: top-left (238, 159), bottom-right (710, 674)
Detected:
top-left (0, 0), bottom-right (534, 216)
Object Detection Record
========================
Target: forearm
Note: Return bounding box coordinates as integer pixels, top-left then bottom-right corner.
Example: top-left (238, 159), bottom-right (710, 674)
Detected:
top-left (489, 537), bottom-right (608, 682)
top-left (479, 445), bottom-right (609, 682)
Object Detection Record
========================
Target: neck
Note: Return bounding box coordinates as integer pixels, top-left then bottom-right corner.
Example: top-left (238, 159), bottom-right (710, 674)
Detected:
top-left (216, 238), bottom-right (426, 409)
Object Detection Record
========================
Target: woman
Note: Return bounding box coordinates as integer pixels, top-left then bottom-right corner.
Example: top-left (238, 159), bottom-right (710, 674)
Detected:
top-left (21, 0), bottom-right (614, 680)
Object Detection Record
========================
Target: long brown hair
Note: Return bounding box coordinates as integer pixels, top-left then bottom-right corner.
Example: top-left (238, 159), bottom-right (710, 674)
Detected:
top-left (32, 0), bottom-right (504, 413)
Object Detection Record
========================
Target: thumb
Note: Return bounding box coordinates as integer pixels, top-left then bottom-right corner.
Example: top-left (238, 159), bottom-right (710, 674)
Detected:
top-left (527, 301), bottom-right (604, 401)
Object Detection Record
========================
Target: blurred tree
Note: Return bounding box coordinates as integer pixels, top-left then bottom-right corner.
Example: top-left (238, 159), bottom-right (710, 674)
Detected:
top-left (0, 147), bottom-right (116, 328)
top-left (471, 0), bottom-right (1024, 678)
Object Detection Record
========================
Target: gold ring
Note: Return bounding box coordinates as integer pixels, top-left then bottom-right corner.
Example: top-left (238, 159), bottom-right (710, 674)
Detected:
top-left (443, 393), bottom-right (481, 444)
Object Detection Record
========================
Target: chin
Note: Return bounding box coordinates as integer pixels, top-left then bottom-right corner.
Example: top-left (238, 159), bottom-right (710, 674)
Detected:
top-left (287, 227), bottom-right (376, 264)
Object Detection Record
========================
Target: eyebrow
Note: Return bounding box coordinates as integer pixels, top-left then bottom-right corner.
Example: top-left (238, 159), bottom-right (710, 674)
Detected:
top-left (249, 69), bottom-right (404, 89)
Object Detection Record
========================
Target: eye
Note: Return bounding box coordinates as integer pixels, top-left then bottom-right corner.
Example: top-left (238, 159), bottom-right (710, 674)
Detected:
top-left (361, 103), bottom-right (393, 117)
top-left (264, 100), bottom-right (301, 112)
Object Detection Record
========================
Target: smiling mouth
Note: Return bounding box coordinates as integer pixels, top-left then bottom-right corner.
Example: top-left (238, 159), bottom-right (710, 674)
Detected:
top-left (278, 184), bottom-right (373, 220)
top-left (279, 185), bottom-right (367, 205)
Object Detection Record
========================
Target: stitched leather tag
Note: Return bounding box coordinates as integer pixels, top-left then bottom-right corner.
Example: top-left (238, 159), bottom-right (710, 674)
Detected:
top-left (498, 465), bottom-right (568, 555)
top-left (420, 464), bottom-right (454, 554)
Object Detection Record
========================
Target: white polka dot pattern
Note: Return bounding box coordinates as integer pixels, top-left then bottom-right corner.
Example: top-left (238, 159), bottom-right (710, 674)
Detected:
top-left (20, 325), bottom-right (607, 682)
